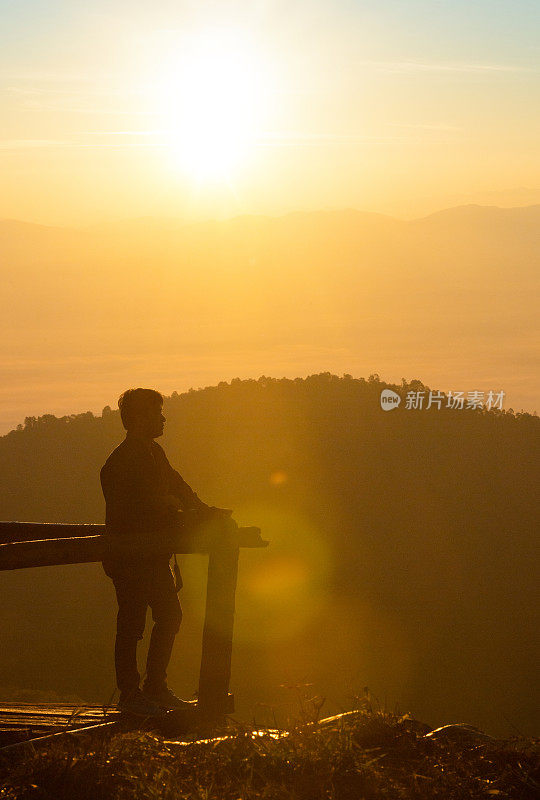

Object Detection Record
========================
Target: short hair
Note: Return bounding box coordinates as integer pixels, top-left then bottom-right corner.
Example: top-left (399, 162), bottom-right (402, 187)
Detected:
top-left (118, 388), bottom-right (163, 429)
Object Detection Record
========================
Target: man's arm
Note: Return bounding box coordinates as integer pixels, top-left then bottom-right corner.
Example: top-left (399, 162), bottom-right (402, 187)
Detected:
top-left (168, 466), bottom-right (208, 511)
top-left (157, 446), bottom-right (233, 518)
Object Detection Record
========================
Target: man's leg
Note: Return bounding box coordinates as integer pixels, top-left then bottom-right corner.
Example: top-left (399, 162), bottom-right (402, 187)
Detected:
top-left (143, 559), bottom-right (182, 693)
top-left (111, 567), bottom-right (148, 698)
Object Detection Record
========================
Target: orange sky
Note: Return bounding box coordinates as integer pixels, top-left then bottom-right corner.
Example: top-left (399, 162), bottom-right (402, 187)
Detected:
top-left (1, 2), bottom-right (538, 432)
top-left (2, 1), bottom-right (540, 225)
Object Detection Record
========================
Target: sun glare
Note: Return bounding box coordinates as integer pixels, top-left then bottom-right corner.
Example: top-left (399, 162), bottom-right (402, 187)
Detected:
top-left (155, 31), bottom-right (270, 182)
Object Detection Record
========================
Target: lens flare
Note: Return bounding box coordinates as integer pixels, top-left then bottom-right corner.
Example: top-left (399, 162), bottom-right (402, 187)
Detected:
top-left (234, 505), bottom-right (333, 641)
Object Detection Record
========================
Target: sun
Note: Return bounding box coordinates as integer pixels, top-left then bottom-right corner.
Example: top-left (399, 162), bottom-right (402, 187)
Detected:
top-left (155, 31), bottom-right (270, 182)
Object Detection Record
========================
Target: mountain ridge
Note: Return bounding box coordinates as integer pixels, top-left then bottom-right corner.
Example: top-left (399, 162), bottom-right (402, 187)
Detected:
top-left (2, 202), bottom-right (540, 237)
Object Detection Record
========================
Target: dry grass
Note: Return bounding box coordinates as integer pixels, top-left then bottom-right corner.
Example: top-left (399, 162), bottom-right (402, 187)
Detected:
top-left (1, 706), bottom-right (538, 800)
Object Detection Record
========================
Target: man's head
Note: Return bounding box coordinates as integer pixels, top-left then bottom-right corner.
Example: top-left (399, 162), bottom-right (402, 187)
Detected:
top-left (118, 388), bottom-right (165, 439)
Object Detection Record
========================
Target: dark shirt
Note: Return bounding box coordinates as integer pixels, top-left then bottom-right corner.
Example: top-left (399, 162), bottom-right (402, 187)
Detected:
top-left (100, 435), bottom-right (208, 544)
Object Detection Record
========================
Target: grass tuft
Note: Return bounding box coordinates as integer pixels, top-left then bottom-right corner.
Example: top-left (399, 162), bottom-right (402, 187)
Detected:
top-left (1, 708), bottom-right (538, 799)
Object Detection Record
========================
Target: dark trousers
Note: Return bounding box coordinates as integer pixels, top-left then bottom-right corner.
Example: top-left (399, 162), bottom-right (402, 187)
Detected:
top-left (104, 557), bottom-right (182, 696)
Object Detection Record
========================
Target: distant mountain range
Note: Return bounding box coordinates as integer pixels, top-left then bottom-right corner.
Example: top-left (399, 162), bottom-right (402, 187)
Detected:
top-left (1, 204), bottom-right (538, 433)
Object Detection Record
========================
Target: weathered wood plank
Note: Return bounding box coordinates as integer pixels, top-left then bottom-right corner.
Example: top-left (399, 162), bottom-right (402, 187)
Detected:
top-left (0, 522), bottom-right (104, 545)
top-left (0, 704), bottom-right (120, 749)
top-left (0, 524), bottom-right (267, 570)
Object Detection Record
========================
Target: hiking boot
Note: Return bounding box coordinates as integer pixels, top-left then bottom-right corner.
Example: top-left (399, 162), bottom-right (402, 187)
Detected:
top-left (118, 689), bottom-right (167, 717)
top-left (142, 685), bottom-right (195, 711)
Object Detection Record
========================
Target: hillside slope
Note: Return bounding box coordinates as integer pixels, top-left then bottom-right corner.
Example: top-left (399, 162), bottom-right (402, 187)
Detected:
top-left (0, 375), bottom-right (538, 737)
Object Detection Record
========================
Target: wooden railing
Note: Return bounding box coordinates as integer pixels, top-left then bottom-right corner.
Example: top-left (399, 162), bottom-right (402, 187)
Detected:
top-left (0, 520), bottom-right (268, 719)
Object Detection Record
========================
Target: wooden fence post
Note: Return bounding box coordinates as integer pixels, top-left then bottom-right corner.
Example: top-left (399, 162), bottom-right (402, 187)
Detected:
top-left (197, 540), bottom-right (240, 716)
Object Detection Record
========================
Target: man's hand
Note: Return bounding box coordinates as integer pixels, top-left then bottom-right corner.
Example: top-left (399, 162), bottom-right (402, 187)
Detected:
top-left (206, 507), bottom-right (238, 534)
top-left (181, 506), bottom-right (237, 527)
top-left (207, 506), bottom-right (234, 518)
top-left (179, 506), bottom-right (238, 549)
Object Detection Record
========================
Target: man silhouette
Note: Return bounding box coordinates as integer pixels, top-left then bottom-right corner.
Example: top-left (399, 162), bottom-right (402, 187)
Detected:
top-left (101, 388), bottom-right (232, 716)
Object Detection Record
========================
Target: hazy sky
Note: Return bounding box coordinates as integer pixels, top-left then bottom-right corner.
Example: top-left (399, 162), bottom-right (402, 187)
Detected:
top-left (2, 0), bottom-right (539, 224)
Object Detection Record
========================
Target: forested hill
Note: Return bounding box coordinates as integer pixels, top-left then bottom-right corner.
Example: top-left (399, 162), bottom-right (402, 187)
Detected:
top-left (2, 204), bottom-right (540, 432)
top-left (0, 374), bottom-right (538, 737)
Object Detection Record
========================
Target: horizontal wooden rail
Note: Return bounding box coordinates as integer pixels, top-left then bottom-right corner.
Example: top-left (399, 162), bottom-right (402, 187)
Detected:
top-left (0, 522), bottom-right (267, 571)
top-left (0, 522), bottom-right (104, 545)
